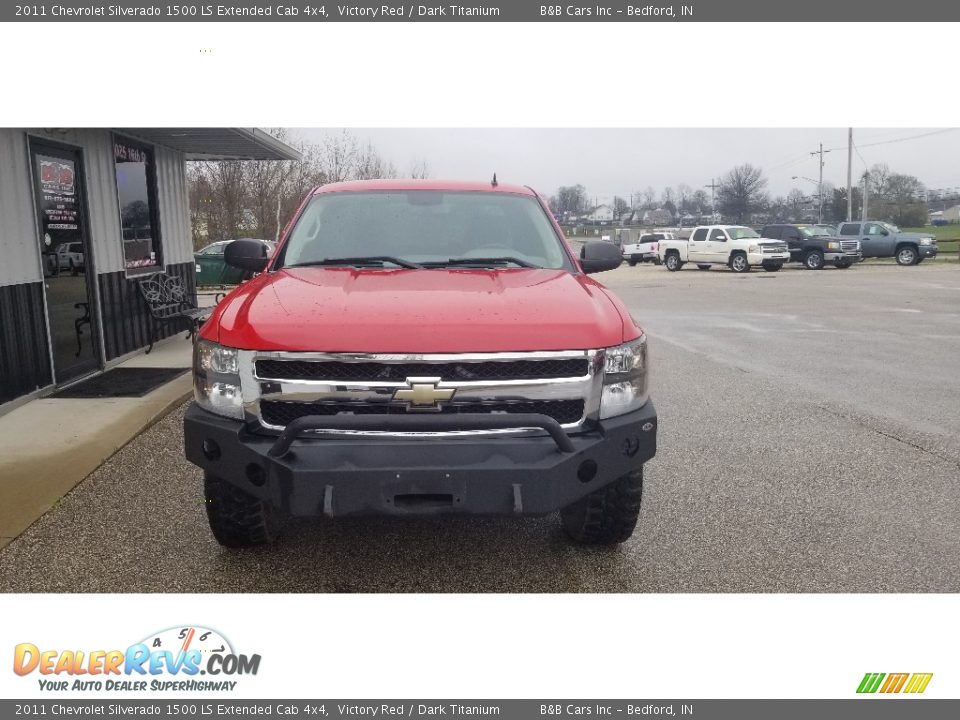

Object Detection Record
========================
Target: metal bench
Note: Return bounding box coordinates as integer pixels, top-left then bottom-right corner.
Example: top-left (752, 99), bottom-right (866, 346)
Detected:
top-left (137, 272), bottom-right (210, 354)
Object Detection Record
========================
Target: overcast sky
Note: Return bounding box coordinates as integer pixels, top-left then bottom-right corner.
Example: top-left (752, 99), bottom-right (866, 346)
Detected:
top-left (295, 128), bottom-right (960, 205)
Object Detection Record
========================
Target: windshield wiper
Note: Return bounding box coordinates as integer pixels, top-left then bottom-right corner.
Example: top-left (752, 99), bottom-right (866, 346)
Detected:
top-left (285, 256), bottom-right (423, 270)
top-left (430, 256), bottom-right (538, 268)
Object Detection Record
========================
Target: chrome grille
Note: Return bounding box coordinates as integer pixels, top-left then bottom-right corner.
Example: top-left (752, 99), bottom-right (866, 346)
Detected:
top-left (256, 358), bottom-right (589, 382)
top-left (238, 350), bottom-right (603, 435)
top-left (761, 243), bottom-right (787, 254)
top-left (840, 240), bottom-right (859, 252)
top-left (261, 399), bottom-right (586, 427)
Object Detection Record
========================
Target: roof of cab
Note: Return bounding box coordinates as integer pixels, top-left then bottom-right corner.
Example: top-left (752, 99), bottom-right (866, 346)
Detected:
top-left (312, 179), bottom-right (537, 196)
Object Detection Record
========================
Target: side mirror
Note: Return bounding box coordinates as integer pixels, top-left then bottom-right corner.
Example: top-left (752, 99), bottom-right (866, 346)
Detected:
top-left (580, 241), bottom-right (622, 274)
top-left (224, 239), bottom-right (270, 273)
top-left (881, 229), bottom-right (889, 236)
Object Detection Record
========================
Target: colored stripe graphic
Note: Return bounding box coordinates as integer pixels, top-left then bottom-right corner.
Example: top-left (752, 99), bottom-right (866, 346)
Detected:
top-left (880, 673), bottom-right (909, 693)
top-left (904, 673), bottom-right (933, 694)
top-left (857, 673), bottom-right (885, 693)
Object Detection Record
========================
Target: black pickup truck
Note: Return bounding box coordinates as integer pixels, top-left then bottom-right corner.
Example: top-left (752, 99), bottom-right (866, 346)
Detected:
top-left (761, 224), bottom-right (862, 270)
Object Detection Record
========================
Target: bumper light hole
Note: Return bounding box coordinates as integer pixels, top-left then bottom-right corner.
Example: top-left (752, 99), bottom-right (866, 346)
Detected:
top-left (245, 463), bottom-right (266, 487)
top-left (577, 459), bottom-right (598, 483)
top-left (202, 439), bottom-right (221, 461)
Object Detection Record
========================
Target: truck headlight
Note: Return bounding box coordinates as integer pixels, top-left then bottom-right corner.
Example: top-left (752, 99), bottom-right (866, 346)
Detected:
top-left (193, 340), bottom-right (243, 419)
top-left (826, 241), bottom-right (840, 250)
top-left (600, 335), bottom-right (649, 420)
top-left (748, 244), bottom-right (759, 253)
top-left (920, 238), bottom-right (933, 246)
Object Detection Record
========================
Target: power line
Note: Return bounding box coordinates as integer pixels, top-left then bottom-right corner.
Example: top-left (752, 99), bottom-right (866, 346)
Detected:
top-left (828, 128), bottom-right (956, 153)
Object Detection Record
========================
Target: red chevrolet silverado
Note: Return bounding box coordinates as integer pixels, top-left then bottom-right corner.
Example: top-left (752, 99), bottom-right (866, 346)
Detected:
top-left (184, 179), bottom-right (657, 547)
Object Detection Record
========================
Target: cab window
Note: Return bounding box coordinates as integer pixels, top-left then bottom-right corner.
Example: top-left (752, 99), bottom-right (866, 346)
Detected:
top-left (709, 229), bottom-right (727, 242)
top-left (692, 228), bottom-right (708, 242)
top-left (839, 223), bottom-right (860, 235)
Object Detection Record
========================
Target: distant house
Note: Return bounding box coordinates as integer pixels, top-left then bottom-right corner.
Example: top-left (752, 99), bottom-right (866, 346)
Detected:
top-left (587, 205), bottom-right (614, 224)
top-left (942, 205), bottom-right (960, 223)
top-left (642, 208), bottom-right (673, 226)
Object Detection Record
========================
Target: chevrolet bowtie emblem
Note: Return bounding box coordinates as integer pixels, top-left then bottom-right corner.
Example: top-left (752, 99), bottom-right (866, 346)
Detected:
top-left (392, 377), bottom-right (455, 411)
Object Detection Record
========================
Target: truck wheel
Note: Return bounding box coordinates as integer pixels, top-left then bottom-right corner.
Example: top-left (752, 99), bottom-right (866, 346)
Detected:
top-left (696, 264), bottom-right (711, 271)
top-left (729, 253), bottom-right (750, 273)
top-left (664, 253), bottom-right (682, 272)
top-left (560, 469), bottom-right (643, 545)
top-left (204, 472), bottom-right (278, 548)
top-left (803, 250), bottom-right (824, 270)
top-left (627, 259), bottom-right (637, 267)
top-left (761, 262), bottom-right (782, 272)
top-left (835, 259), bottom-right (852, 269)
top-left (895, 245), bottom-right (918, 266)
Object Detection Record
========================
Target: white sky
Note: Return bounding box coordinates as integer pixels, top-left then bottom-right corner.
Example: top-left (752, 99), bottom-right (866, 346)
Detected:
top-left (295, 128), bottom-right (960, 206)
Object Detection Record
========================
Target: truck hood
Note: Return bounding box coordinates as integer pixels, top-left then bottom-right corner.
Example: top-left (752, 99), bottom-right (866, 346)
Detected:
top-left (896, 232), bottom-right (935, 241)
top-left (208, 267), bottom-right (631, 353)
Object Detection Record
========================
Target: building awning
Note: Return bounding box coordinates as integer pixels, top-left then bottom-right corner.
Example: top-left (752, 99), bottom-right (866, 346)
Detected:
top-left (113, 128), bottom-right (302, 161)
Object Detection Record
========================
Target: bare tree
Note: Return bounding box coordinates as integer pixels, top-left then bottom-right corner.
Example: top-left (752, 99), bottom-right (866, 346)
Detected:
top-left (786, 188), bottom-right (806, 221)
top-left (718, 164), bottom-right (769, 223)
top-left (408, 158), bottom-right (431, 179)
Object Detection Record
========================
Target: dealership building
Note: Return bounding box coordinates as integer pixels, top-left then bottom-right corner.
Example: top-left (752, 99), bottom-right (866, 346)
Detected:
top-left (0, 128), bottom-right (299, 411)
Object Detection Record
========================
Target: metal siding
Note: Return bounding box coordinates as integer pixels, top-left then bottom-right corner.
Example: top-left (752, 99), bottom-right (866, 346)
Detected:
top-left (0, 129), bottom-right (42, 288)
top-left (0, 282), bottom-right (52, 403)
top-left (154, 144), bottom-right (194, 266)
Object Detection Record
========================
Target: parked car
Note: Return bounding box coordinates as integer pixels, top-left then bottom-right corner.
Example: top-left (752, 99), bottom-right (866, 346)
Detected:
top-left (658, 225), bottom-right (790, 273)
top-left (56, 242), bottom-right (85, 275)
top-left (184, 180), bottom-right (657, 548)
top-left (622, 232), bottom-right (673, 266)
top-left (836, 221), bottom-right (937, 265)
top-left (760, 224), bottom-right (861, 269)
top-left (195, 239), bottom-right (275, 286)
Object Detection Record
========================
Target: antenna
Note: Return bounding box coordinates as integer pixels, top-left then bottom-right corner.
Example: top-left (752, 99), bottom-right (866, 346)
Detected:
top-left (491, 173), bottom-right (498, 187)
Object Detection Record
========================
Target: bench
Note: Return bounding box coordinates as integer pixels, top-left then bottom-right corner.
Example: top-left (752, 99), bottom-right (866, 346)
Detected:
top-left (137, 272), bottom-right (210, 354)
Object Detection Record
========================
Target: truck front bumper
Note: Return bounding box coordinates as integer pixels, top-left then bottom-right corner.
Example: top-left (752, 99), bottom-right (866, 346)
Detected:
top-left (824, 250), bottom-right (863, 263)
top-left (184, 401), bottom-right (658, 518)
top-left (919, 245), bottom-right (938, 258)
top-left (747, 251), bottom-right (791, 265)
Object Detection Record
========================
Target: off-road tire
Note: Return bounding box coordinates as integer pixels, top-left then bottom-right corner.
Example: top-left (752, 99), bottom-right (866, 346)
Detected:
top-left (204, 472), bottom-right (278, 548)
top-left (560, 469), bottom-right (643, 545)
top-left (665, 253), bottom-right (683, 272)
top-left (895, 245), bottom-right (918, 266)
top-left (762, 262), bottom-right (782, 272)
top-left (697, 264), bottom-right (711, 271)
top-left (803, 250), bottom-right (824, 270)
top-left (729, 253), bottom-right (750, 273)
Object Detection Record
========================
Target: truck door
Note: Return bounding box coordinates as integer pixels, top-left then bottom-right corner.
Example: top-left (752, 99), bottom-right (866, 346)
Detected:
top-left (861, 222), bottom-right (887, 257)
top-left (839, 222), bottom-right (865, 255)
top-left (781, 227), bottom-right (805, 260)
top-left (688, 227), bottom-right (709, 261)
top-left (707, 227), bottom-right (729, 262)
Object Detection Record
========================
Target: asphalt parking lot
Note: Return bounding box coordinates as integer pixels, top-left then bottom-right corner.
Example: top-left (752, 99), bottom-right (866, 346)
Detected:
top-left (1, 261), bottom-right (958, 593)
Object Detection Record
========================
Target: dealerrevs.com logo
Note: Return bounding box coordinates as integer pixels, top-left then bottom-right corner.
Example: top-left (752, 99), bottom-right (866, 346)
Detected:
top-left (13, 626), bottom-right (261, 693)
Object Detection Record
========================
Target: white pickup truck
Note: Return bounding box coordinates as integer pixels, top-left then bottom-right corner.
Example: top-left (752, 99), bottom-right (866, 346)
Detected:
top-left (622, 232), bottom-right (673, 266)
top-left (658, 225), bottom-right (790, 273)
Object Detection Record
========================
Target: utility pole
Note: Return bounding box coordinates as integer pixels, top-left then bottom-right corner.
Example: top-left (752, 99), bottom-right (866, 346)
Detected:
top-left (811, 142), bottom-right (830, 224)
top-left (862, 171), bottom-right (869, 221)
top-left (846, 128), bottom-right (853, 221)
top-left (705, 178), bottom-right (719, 221)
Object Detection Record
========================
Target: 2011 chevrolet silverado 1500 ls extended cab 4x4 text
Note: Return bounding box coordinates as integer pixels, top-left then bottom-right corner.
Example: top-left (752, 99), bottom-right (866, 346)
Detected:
top-left (184, 179), bottom-right (657, 547)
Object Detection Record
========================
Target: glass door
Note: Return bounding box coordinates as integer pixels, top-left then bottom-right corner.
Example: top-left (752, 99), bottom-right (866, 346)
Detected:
top-left (30, 140), bottom-right (101, 384)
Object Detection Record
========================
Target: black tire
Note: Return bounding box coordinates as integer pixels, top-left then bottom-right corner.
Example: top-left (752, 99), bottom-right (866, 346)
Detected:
top-left (762, 262), bottom-right (782, 272)
top-left (895, 245), bottom-right (918, 266)
top-left (204, 472), bottom-right (279, 548)
top-left (69, 259), bottom-right (78, 276)
top-left (627, 260), bottom-right (637, 267)
top-left (696, 264), bottom-right (711, 271)
top-left (835, 259), bottom-right (852, 269)
top-left (560, 469), bottom-right (643, 545)
top-left (729, 253), bottom-right (750, 273)
top-left (803, 250), bottom-right (824, 270)
top-left (915, 257), bottom-right (924, 264)
top-left (664, 253), bottom-right (682, 272)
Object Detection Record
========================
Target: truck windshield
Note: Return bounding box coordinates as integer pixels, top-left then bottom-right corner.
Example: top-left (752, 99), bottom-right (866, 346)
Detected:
top-left (881, 222), bottom-right (901, 233)
top-left (277, 191), bottom-right (571, 270)
top-left (727, 227), bottom-right (760, 240)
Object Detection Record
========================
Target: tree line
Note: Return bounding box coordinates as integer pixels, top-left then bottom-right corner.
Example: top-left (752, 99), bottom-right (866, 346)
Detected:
top-left (187, 130), bottom-right (429, 249)
top-left (550, 163), bottom-right (933, 227)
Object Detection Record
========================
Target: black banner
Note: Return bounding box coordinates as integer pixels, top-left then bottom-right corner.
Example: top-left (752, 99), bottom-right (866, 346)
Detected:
top-left (4, 1), bottom-right (959, 22)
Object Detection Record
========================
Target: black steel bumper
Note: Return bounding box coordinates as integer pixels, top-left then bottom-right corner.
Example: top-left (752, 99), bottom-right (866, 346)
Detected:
top-left (183, 401), bottom-right (658, 518)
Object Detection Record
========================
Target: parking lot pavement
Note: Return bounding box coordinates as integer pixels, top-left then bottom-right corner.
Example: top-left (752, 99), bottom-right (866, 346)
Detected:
top-left (1, 263), bottom-right (958, 593)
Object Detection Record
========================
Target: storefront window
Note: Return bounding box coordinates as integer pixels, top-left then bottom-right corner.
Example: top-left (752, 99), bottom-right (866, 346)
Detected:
top-left (114, 136), bottom-right (161, 270)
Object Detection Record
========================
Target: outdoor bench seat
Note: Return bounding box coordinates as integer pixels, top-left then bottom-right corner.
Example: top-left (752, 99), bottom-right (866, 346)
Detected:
top-left (137, 272), bottom-right (211, 354)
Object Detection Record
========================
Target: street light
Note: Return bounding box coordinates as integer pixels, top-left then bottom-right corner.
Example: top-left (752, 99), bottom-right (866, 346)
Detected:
top-left (792, 175), bottom-right (823, 223)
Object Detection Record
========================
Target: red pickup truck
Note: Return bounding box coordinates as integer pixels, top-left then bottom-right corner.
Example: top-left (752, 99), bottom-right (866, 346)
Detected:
top-left (184, 179), bottom-right (657, 547)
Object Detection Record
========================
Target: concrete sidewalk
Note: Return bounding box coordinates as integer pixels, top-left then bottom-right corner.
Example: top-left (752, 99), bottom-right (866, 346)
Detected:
top-left (0, 336), bottom-right (194, 550)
